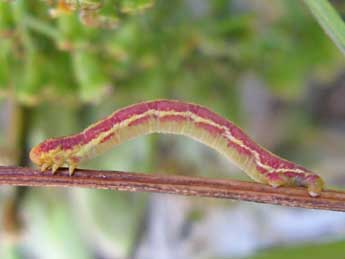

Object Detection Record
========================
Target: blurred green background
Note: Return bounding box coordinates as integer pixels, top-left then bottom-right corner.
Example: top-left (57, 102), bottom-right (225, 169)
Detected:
top-left (1, 0), bottom-right (345, 258)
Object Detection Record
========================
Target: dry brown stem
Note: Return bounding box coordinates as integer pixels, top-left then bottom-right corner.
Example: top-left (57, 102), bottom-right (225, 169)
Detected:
top-left (0, 166), bottom-right (344, 212)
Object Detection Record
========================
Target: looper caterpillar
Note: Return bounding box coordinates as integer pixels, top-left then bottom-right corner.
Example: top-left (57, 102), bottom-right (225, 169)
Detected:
top-left (30, 100), bottom-right (324, 197)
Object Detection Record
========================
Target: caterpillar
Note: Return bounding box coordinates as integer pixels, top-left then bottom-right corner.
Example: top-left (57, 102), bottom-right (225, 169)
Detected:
top-left (29, 100), bottom-right (324, 197)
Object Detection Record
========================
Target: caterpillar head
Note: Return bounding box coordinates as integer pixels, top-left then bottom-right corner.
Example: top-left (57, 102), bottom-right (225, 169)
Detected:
top-left (29, 142), bottom-right (47, 168)
top-left (30, 139), bottom-right (79, 175)
top-left (30, 140), bottom-right (61, 172)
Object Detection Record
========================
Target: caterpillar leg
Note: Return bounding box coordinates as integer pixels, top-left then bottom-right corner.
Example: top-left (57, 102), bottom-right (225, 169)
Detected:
top-left (39, 163), bottom-right (77, 176)
top-left (52, 156), bottom-right (64, 174)
top-left (39, 163), bottom-right (61, 174)
top-left (304, 174), bottom-right (324, 197)
top-left (67, 157), bottom-right (80, 176)
top-left (266, 172), bottom-right (324, 197)
top-left (266, 173), bottom-right (286, 188)
top-left (40, 163), bottom-right (50, 172)
top-left (68, 163), bottom-right (77, 176)
top-left (52, 164), bottom-right (60, 174)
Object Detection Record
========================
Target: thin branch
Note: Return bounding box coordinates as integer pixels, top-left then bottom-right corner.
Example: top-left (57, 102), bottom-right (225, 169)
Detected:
top-left (0, 166), bottom-right (344, 212)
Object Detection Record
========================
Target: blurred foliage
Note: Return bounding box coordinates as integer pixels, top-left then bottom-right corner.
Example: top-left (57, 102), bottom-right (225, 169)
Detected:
top-left (253, 240), bottom-right (345, 259)
top-left (0, 1), bottom-right (345, 258)
top-left (0, 0), bottom-right (341, 109)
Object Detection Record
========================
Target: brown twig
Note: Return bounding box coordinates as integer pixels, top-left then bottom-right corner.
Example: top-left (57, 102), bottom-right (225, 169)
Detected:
top-left (0, 166), bottom-right (344, 212)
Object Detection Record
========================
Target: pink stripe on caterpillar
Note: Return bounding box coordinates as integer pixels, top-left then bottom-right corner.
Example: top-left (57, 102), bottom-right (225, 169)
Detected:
top-left (127, 115), bottom-right (152, 127)
top-left (29, 99), bottom-right (324, 197)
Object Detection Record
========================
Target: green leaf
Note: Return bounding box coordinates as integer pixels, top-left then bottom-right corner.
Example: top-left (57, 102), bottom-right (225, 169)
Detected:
top-left (72, 50), bottom-right (110, 103)
top-left (121, 0), bottom-right (154, 13)
top-left (303, 0), bottom-right (345, 56)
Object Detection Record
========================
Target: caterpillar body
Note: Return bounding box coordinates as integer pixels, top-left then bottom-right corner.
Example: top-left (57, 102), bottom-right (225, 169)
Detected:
top-left (29, 100), bottom-right (324, 197)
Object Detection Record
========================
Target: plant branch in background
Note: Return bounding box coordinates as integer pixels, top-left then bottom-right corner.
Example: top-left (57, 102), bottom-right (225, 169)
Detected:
top-left (304, 0), bottom-right (345, 55)
top-left (0, 166), bottom-right (344, 212)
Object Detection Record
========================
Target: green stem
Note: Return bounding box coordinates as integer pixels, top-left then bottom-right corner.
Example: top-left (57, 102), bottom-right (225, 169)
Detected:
top-left (303, 0), bottom-right (345, 55)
